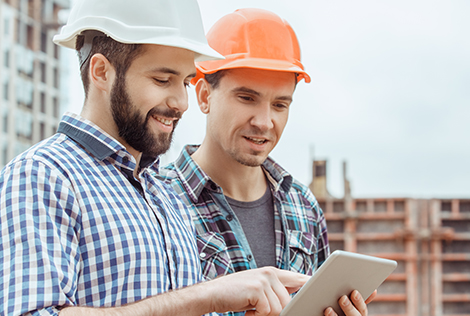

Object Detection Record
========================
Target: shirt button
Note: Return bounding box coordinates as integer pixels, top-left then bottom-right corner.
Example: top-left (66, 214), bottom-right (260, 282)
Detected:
top-left (247, 254), bottom-right (253, 262)
top-left (226, 215), bottom-right (233, 221)
top-left (210, 183), bottom-right (217, 190)
top-left (122, 156), bottom-right (129, 164)
top-left (200, 252), bottom-right (207, 259)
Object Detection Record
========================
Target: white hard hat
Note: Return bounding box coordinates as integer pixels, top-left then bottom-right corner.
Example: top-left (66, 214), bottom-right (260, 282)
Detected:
top-left (53, 0), bottom-right (223, 62)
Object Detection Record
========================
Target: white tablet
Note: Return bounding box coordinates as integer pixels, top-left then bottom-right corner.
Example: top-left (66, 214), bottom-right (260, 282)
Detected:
top-left (280, 250), bottom-right (397, 316)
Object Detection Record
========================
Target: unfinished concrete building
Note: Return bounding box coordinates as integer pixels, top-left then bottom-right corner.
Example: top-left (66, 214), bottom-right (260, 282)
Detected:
top-left (310, 160), bottom-right (470, 316)
top-left (0, 0), bottom-right (69, 167)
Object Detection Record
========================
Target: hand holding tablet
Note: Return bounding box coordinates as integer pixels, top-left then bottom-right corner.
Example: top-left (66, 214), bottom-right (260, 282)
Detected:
top-left (280, 250), bottom-right (397, 316)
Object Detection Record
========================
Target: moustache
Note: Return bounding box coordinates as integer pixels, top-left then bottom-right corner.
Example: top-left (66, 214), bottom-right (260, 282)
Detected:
top-left (147, 107), bottom-right (182, 122)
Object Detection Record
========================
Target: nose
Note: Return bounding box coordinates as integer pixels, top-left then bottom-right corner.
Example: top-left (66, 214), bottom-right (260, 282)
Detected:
top-left (167, 84), bottom-right (189, 113)
top-left (250, 102), bottom-right (274, 132)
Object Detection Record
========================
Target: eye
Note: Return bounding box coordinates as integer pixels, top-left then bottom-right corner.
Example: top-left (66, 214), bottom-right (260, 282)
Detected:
top-left (154, 78), bottom-right (169, 85)
top-left (273, 102), bottom-right (289, 110)
top-left (238, 95), bottom-right (255, 102)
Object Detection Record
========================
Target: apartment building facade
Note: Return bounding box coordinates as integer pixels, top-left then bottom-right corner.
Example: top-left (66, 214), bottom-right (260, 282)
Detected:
top-left (0, 0), bottom-right (69, 167)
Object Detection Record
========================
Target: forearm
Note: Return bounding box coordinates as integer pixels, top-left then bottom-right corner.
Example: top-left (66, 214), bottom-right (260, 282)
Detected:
top-left (59, 267), bottom-right (309, 316)
top-left (60, 283), bottom-right (215, 316)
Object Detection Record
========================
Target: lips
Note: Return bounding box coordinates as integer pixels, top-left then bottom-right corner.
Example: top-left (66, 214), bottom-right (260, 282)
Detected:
top-left (153, 116), bottom-right (173, 126)
top-left (244, 136), bottom-right (268, 144)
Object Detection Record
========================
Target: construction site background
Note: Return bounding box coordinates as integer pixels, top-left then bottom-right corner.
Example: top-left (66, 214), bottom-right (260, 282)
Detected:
top-left (310, 160), bottom-right (470, 316)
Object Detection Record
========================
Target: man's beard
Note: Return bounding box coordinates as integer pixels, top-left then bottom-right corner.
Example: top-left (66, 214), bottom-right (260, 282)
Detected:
top-left (228, 132), bottom-right (269, 167)
top-left (110, 74), bottom-right (181, 159)
top-left (230, 150), bottom-right (265, 167)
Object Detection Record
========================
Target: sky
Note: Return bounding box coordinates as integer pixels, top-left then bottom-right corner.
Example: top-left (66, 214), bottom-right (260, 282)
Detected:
top-left (64, 0), bottom-right (470, 199)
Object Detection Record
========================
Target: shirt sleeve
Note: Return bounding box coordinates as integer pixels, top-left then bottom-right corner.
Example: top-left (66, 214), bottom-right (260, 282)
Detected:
top-left (0, 158), bottom-right (81, 315)
top-left (314, 201), bottom-right (330, 268)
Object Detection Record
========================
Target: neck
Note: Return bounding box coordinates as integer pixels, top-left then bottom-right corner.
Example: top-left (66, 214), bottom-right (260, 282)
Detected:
top-left (192, 142), bottom-right (267, 202)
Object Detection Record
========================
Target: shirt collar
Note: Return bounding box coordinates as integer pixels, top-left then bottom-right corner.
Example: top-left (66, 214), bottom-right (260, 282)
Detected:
top-left (171, 145), bottom-right (216, 203)
top-left (172, 145), bottom-right (293, 203)
top-left (262, 156), bottom-right (294, 193)
top-left (57, 112), bottom-right (160, 171)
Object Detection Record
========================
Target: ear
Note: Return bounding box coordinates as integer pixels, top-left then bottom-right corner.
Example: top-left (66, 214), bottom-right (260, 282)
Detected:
top-left (89, 53), bottom-right (115, 93)
top-left (195, 78), bottom-right (212, 114)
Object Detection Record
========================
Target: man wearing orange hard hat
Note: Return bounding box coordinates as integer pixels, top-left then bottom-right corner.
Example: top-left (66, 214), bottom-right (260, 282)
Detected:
top-left (161, 8), bottom-right (375, 316)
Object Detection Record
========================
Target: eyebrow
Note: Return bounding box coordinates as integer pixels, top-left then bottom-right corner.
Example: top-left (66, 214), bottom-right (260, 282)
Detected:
top-left (150, 67), bottom-right (197, 78)
top-left (232, 86), bottom-right (293, 102)
top-left (232, 87), bottom-right (260, 96)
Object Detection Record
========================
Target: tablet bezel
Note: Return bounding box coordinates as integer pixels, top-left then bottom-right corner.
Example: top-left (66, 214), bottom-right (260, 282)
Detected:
top-left (280, 250), bottom-right (397, 316)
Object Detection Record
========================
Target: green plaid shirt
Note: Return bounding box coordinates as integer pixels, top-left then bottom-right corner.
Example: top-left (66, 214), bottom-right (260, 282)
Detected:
top-left (160, 145), bottom-right (329, 313)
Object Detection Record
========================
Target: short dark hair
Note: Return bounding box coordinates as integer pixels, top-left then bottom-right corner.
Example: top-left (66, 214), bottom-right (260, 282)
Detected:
top-left (203, 70), bottom-right (227, 89)
top-left (75, 34), bottom-right (144, 98)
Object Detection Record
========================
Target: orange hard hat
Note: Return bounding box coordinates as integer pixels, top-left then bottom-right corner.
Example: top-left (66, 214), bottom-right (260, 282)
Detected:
top-left (191, 8), bottom-right (311, 85)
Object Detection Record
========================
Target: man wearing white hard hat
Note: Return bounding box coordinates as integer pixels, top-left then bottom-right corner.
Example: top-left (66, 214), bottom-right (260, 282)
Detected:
top-left (0, 1), bottom-right (309, 315)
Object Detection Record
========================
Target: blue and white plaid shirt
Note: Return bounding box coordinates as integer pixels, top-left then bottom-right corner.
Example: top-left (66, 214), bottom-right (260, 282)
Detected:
top-left (0, 113), bottom-right (203, 315)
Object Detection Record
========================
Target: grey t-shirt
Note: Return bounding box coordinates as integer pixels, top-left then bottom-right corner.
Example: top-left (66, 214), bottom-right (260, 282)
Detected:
top-left (225, 186), bottom-right (276, 268)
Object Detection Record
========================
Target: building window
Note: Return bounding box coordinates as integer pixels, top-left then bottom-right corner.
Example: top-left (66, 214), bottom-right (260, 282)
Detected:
top-left (54, 44), bottom-right (59, 60)
top-left (374, 201), bottom-right (387, 213)
top-left (3, 114), bottom-right (8, 133)
top-left (40, 29), bottom-right (47, 53)
top-left (355, 201), bottom-right (367, 212)
top-left (16, 19), bottom-right (21, 44)
top-left (53, 3), bottom-right (59, 20)
top-left (26, 122), bottom-right (33, 140)
top-left (4, 50), bottom-right (9, 68)
top-left (3, 82), bottom-right (8, 101)
top-left (41, 0), bottom-right (46, 21)
top-left (40, 122), bottom-right (45, 140)
top-left (27, 25), bottom-right (34, 50)
top-left (53, 68), bottom-right (59, 88)
top-left (40, 92), bottom-right (46, 113)
top-left (2, 146), bottom-right (8, 166)
top-left (394, 201), bottom-right (405, 212)
top-left (460, 201), bottom-right (470, 213)
top-left (40, 62), bottom-right (46, 83)
top-left (28, 0), bottom-right (35, 18)
top-left (333, 201), bottom-right (344, 213)
top-left (441, 201), bottom-right (451, 212)
top-left (53, 97), bottom-right (59, 118)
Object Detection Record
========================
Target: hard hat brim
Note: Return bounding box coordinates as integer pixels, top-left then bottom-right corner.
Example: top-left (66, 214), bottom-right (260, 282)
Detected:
top-left (192, 58), bottom-right (311, 84)
top-left (53, 17), bottom-right (224, 62)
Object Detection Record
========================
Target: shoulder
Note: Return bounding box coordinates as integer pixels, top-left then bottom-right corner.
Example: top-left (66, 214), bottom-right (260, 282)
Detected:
top-left (290, 178), bottom-right (319, 206)
top-left (283, 177), bottom-right (323, 214)
top-left (1, 133), bottom-right (97, 192)
top-left (158, 146), bottom-right (207, 205)
top-left (264, 157), bottom-right (320, 210)
top-left (4, 134), bottom-right (74, 174)
top-left (158, 163), bottom-right (186, 194)
top-left (158, 163), bottom-right (198, 209)
top-left (264, 157), bottom-right (323, 220)
top-left (158, 162), bottom-right (178, 183)
top-left (0, 135), bottom-right (84, 221)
